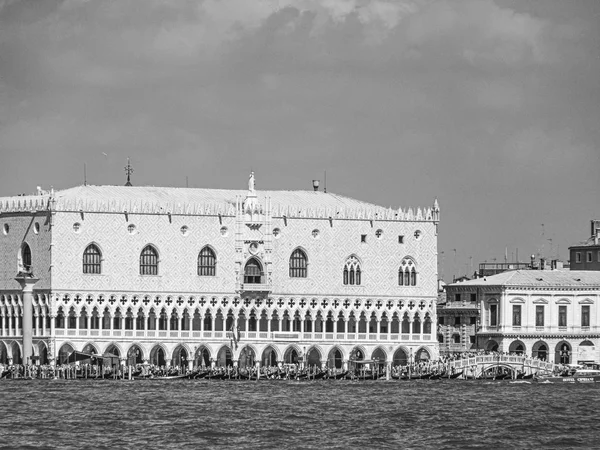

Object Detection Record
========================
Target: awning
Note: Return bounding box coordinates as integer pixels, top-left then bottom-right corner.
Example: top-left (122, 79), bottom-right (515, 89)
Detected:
top-left (66, 351), bottom-right (95, 363)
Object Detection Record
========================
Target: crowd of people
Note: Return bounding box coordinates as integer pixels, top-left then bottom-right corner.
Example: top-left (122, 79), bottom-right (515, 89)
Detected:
top-left (0, 350), bottom-right (563, 381)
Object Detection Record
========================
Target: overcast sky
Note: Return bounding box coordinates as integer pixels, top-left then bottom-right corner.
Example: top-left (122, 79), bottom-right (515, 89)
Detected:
top-left (1, 0), bottom-right (599, 280)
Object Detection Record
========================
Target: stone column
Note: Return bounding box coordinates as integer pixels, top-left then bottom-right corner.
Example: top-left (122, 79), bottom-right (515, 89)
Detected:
top-left (144, 314), bottom-right (149, 332)
top-left (50, 313), bottom-right (56, 337)
top-left (376, 319), bottom-right (381, 340)
top-left (42, 313), bottom-right (47, 336)
top-left (1, 313), bottom-right (6, 336)
top-left (188, 358), bottom-right (194, 371)
top-left (34, 314), bottom-right (39, 337)
top-left (8, 311), bottom-right (13, 336)
top-left (211, 317), bottom-right (215, 333)
top-left (15, 275), bottom-right (39, 366)
top-left (75, 313), bottom-right (80, 335)
top-left (188, 314), bottom-right (193, 332)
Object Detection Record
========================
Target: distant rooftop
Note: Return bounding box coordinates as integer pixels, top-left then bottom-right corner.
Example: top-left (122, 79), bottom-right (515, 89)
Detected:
top-left (447, 270), bottom-right (600, 288)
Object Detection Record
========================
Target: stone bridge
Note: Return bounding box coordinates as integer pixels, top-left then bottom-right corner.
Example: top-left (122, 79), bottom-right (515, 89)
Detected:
top-left (446, 355), bottom-right (557, 378)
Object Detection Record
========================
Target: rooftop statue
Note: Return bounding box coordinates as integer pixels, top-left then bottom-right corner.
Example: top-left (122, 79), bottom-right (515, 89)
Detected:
top-left (248, 171), bottom-right (255, 192)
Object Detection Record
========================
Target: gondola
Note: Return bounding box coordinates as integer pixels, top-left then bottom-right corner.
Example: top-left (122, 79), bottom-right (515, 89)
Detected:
top-left (449, 371), bottom-right (463, 379)
top-left (332, 371), bottom-right (348, 380)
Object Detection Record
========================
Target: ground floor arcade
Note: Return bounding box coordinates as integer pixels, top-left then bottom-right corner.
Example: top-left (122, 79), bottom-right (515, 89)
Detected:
top-left (0, 338), bottom-right (438, 371)
top-left (477, 335), bottom-right (599, 365)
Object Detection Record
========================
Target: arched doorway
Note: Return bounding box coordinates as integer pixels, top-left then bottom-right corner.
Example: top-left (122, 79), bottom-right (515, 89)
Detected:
top-left (0, 342), bottom-right (8, 364)
top-left (127, 345), bottom-right (144, 366)
top-left (393, 348), bottom-right (408, 366)
top-left (37, 342), bottom-right (49, 365)
top-left (238, 346), bottom-right (256, 368)
top-left (284, 346), bottom-right (300, 365)
top-left (216, 346), bottom-right (232, 367)
top-left (149, 345), bottom-right (166, 366)
top-left (509, 340), bottom-right (526, 356)
top-left (195, 346), bottom-right (211, 368)
top-left (415, 348), bottom-right (430, 362)
top-left (58, 343), bottom-right (74, 364)
top-left (555, 341), bottom-right (571, 365)
top-left (306, 347), bottom-right (322, 368)
top-left (532, 341), bottom-right (548, 361)
top-left (82, 343), bottom-right (99, 357)
top-left (485, 340), bottom-right (499, 352)
top-left (371, 348), bottom-right (387, 371)
top-left (261, 346), bottom-right (278, 367)
top-left (172, 345), bottom-right (188, 368)
top-left (327, 347), bottom-right (344, 369)
top-left (578, 340), bottom-right (595, 363)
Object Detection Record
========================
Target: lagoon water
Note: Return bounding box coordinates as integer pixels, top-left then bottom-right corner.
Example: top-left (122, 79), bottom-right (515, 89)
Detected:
top-left (1, 379), bottom-right (599, 449)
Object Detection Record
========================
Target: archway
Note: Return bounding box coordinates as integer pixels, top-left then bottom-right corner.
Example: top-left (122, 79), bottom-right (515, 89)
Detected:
top-left (0, 341), bottom-right (8, 364)
top-left (555, 341), bottom-right (571, 365)
top-left (509, 340), bottom-right (526, 356)
top-left (244, 258), bottom-right (263, 284)
top-left (415, 348), bottom-right (430, 362)
top-left (485, 340), bottom-right (499, 352)
top-left (82, 343), bottom-right (99, 356)
top-left (238, 346), bottom-right (256, 368)
top-left (327, 347), bottom-right (344, 369)
top-left (127, 345), bottom-right (144, 366)
top-left (284, 346), bottom-right (300, 365)
top-left (149, 345), bottom-right (166, 366)
top-left (195, 346), bottom-right (211, 368)
top-left (216, 346), bottom-right (232, 367)
top-left (371, 348), bottom-right (387, 371)
top-left (532, 341), bottom-right (548, 361)
top-left (172, 345), bottom-right (188, 368)
top-left (58, 343), bottom-right (75, 364)
top-left (306, 347), bottom-right (322, 368)
top-left (393, 348), bottom-right (408, 366)
top-left (578, 340), bottom-right (595, 363)
top-left (261, 346), bottom-right (278, 367)
top-left (37, 342), bottom-right (49, 365)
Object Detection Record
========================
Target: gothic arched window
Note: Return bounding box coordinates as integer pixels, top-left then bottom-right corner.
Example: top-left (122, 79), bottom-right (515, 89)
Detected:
top-left (399, 257), bottom-right (417, 286)
top-left (21, 243), bottom-right (32, 272)
top-left (140, 245), bottom-right (159, 275)
top-left (198, 246), bottom-right (216, 276)
top-left (244, 258), bottom-right (263, 284)
top-left (343, 256), bottom-right (361, 286)
top-left (83, 244), bottom-right (102, 274)
top-left (289, 249), bottom-right (307, 278)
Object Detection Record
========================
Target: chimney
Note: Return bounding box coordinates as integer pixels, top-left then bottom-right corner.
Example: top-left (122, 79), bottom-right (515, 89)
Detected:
top-left (312, 180), bottom-right (320, 192)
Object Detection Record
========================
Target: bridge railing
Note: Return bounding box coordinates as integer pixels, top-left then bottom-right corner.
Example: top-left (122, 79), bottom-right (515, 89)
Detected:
top-left (448, 355), bottom-right (556, 374)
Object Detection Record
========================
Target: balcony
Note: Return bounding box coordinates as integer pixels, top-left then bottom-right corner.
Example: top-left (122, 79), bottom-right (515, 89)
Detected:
top-left (238, 282), bottom-right (272, 293)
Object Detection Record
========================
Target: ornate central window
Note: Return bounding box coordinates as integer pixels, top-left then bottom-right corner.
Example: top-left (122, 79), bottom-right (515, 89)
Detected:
top-left (83, 244), bottom-right (102, 274)
top-left (244, 258), bottom-right (263, 284)
top-left (198, 246), bottom-right (216, 276)
top-left (289, 248), bottom-right (307, 278)
top-left (343, 256), bottom-right (361, 285)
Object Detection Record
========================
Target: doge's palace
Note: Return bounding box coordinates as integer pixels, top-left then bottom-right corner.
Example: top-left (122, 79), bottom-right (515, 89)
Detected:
top-left (0, 173), bottom-right (440, 370)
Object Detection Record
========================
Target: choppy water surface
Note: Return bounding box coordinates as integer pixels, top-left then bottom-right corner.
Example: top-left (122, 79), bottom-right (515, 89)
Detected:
top-left (1, 379), bottom-right (599, 449)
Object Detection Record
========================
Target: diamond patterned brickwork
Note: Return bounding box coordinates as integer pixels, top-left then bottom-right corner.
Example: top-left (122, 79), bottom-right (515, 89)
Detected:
top-left (0, 212), bottom-right (52, 291)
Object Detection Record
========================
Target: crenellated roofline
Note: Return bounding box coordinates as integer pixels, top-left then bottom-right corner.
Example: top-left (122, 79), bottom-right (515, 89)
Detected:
top-left (0, 184), bottom-right (440, 223)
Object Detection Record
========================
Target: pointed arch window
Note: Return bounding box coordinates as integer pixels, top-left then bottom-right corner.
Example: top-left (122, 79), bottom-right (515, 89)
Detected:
top-left (198, 246), bottom-right (216, 276)
top-left (343, 256), bottom-right (361, 286)
top-left (289, 249), bottom-right (307, 278)
top-left (83, 244), bottom-right (102, 274)
top-left (244, 258), bottom-right (263, 284)
top-left (21, 243), bottom-right (32, 272)
top-left (399, 258), bottom-right (417, 286)
top-left (140, 245), bottom-right (159, 275)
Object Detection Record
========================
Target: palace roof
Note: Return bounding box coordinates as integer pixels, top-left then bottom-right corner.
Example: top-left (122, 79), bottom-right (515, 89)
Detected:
top-left (447, 270), bottom-right (600, 288)
top-left (0, 184), bottom-right (439, 222)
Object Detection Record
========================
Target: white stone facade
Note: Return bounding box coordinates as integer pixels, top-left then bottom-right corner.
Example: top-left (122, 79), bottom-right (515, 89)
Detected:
top-left (446, 270), bottom-right (600, 364)
top-left (0, 179), bottom-right (440, 369)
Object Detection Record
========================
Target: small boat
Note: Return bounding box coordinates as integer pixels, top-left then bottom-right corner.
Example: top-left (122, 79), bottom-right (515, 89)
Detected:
top-left (449, 371), bottom-right (463, 379)
top-left (535, 367), bottom-right (600, 384)
top-left (332, 371), bottom-right (349, 380)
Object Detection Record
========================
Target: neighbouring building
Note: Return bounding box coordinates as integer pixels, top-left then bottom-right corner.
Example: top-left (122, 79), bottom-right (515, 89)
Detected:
top-left (569, 220), bottom-right (600, 271)
top-left (437, 283), bottom-right (479, 355)
top-left (0, 173), bottom-right (440, 370)
top-left (445, 270), bottom-right (600, 365)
